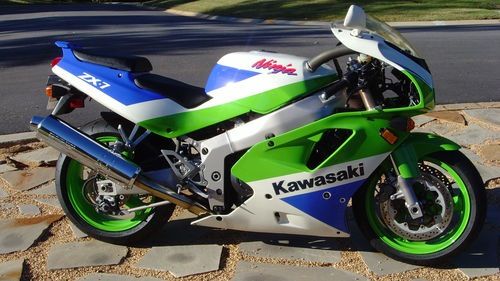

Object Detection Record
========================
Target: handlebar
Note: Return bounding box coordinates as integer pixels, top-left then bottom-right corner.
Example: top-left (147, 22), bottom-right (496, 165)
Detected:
top-left (306, 45), bottom-right (356, 72)
top-left (321, 71), bottom-right (358, 100)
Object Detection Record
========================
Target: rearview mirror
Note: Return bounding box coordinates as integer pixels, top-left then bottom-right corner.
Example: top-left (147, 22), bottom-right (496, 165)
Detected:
top-left (343, 5), bottom-right (366, 29)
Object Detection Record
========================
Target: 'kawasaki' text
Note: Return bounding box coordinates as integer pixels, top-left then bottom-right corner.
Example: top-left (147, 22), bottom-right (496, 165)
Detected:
top-left (272, 163), bottom-right (365, 195)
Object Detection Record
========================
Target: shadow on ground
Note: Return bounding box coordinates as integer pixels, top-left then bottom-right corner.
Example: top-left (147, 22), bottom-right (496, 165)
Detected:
top-left (136, 200), bottom-right (500, 270)
top-left (0, 4), bottom-right (330, 68)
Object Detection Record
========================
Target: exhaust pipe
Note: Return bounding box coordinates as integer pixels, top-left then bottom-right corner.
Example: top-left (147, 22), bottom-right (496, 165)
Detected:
top-left (30, 115), bottom-right (207, 215)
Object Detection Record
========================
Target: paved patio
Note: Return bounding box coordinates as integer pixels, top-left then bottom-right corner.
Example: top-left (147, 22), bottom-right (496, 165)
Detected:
top-left (0, 107), bottom-right (498, 280)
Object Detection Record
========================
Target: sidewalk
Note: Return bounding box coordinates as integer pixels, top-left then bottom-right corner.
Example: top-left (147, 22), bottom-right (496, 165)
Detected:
top-left (0, 105), bottom-right (498, 280)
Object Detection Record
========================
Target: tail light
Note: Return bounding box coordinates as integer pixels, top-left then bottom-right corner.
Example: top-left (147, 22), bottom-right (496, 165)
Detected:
top-left (51, 57), bottom-right (62, 67)
top-left (69, 96), bottom-right (85, 109)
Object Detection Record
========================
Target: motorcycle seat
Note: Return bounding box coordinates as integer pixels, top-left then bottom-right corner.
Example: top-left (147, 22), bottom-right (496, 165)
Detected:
top-left (134, 73), bottom-right (211, 109)
top-left (73, 50), bottom-right (153, 73)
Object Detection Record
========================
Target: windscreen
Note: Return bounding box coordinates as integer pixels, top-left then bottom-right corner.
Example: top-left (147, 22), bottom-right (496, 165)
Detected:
top-left (365, 15), bottom-right (421, 58)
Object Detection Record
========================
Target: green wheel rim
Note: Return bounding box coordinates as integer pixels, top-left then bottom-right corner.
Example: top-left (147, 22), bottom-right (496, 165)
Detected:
top-left (66, 136), bottom-right (153, 232)
top-left (365, 157), bottom-right (471, 255)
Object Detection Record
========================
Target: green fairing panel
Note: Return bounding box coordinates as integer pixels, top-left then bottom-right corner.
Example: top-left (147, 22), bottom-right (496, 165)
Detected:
top-left (231, 70), bottom-right (436, 183)
top-left (138, 75), bottom-right (336, 138)
top-left (232, 110), bottom-right (410, 182)
top-left (139, 101), bottom-right (248, 137)
top-left (234, 75), bottom-right (336, 113)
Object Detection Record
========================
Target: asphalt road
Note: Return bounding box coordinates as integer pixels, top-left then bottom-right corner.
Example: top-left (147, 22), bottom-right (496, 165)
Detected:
top-left (1, 4), bottom-right (499, 134)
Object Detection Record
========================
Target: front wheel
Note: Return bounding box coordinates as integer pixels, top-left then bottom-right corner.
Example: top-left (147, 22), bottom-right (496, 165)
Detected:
top-left (353, 150), bottom-right (486, 265)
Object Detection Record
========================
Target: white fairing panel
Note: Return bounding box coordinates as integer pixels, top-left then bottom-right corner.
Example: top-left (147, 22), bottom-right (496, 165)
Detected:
top-left (199, 91), bottom-right (345, 208)
top-left (205, 51), bottom-right (335, 99)
top-left (332, 26), bottom-right (433, 88)
top-left (193, 153), bottom-right (389, 237)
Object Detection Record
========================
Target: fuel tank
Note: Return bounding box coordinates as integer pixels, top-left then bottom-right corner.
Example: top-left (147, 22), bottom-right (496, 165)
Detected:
top-left (205, 51), bottom-right (337, 113)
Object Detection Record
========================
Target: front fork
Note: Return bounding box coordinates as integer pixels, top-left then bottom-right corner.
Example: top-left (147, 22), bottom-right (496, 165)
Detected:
top-left (389, 143), bottom-right (424, 219)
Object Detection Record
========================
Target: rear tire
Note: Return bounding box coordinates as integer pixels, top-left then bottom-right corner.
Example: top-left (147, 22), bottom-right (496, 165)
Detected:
top-left (353, 150), bottom-right (486, 265)
top-left (55, 118), bottom-right (175, 244)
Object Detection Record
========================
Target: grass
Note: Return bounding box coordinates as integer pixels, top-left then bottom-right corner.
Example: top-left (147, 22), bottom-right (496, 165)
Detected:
top-left (143, 0), bottom-right (500, 22)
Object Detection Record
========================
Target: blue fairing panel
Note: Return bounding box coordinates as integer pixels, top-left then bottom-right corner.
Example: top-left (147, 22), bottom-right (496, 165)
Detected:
top-left (282, 179), bottom-right (365, 233)
top-left (205, 64), bottom-right (260, 93)
top-left (56, 42), bottom-right (168, 106)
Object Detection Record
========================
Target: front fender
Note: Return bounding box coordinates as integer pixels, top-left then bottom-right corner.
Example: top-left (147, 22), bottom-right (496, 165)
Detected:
top-left (403, 132), bottom-right (460, 157)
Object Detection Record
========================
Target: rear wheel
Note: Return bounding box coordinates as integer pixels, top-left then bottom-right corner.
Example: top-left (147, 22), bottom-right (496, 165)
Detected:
top-left (56, 119), bottom-right (175, 244)
top-left (353, 150), bottom-right (486, 265)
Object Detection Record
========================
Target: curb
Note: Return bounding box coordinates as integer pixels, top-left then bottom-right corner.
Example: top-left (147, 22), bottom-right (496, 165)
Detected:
top-left (162, 8), bottom-right (500, 27)
top-left (434, 101), bottom-right (500, 112)
top-left (1, 102), bottom-right (498, 145)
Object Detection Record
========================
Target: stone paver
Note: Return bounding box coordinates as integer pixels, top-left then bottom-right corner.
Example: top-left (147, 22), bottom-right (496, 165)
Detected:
top-left (359, 250), bottom-right (420, 275)
top-left (478, 143), bottom-right (500, 163)
top-left (454, 231), bottom-right (499, 278)
top-left (0, 164), bottom-right (16, 174)
top-left (137, 244), bottom-right (223, 277)
top-left (139, 210), bottom-right (212, 247)
top-left (0, 132), bottom-right (37, 148)
top-left (69, 222), bottom-right (88, 238)
top-left (232, 261), bottom-right (369, 281)
top-left (18, 204), bottom-right (41, 216)
top-left (464, 108), bottom-right (500, 128)
top-left (78, 273), bottom-right (163, 281)
top-left (11, 147), bottom-right (60, 166)
top-left (447, 124), bottom-right (499, 146)
top-left (1, 167), bottom-right (55, 191)
top-left (0, 259), bottom-right (24, 281)
top-left (239, 235), bottom-right (340, 263)
top-left (0, 215), bottom-right (62, 254)
top-left (426, 111), bottom-right (466, 124)
top-left (27, 182), bottom-right (57, 195)
top-left (47, 240), bottom-right (128, 270)
top-left (35, 197), bottom-right (62, 209)
top-left (349, 220), bottom-right (420, 275)
top-left (417, 121), bottom-right (457, 137)
top-left (461, 149), bottom-right (499, 181)
top-left (413, 115), bottom-right (435, 127)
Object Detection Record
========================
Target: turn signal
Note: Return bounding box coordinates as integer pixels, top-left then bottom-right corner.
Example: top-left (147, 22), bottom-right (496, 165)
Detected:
top-left (45, 85), bottom-right (53, 97)
top-left (390, 117), bottom-right (415, 132)
top-left (406, 118), bottom-right (415, 131)
top-left (380, 128), bottom-right (398, 144)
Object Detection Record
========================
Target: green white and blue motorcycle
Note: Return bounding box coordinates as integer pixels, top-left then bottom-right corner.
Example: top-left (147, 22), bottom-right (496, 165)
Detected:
top-left (30, 5), bottom-right (486, 265)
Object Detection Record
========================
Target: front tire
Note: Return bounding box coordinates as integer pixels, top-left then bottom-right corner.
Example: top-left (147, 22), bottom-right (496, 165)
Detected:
top-left (353, 150), bottom-right (486, 265)
top-left (55, 119), bottom-right (175, 244)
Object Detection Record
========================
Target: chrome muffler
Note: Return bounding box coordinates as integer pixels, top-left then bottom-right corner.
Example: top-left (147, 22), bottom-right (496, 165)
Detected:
top-left (30, 115), bottom-right (206, 215)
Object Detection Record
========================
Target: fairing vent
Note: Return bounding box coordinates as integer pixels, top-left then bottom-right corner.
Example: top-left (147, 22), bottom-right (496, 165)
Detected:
top-left (306, 129), bottom-right (353, 170)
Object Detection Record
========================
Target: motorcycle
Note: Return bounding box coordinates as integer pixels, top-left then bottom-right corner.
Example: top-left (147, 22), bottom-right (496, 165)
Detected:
top-left (30, 5), bottom-right (486, 265)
